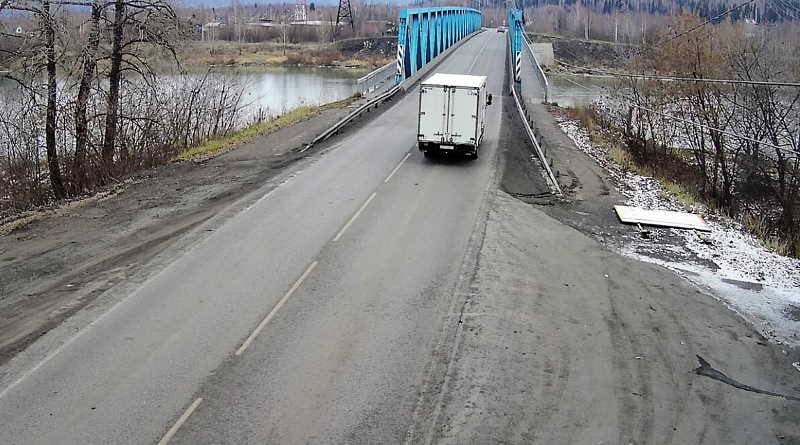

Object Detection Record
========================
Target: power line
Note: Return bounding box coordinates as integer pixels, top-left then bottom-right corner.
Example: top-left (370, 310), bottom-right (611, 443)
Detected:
top-left (629, 103), bottom-right (800, 157)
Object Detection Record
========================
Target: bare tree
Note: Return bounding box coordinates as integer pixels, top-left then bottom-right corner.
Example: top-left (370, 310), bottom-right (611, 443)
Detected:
top-left (73, 0), bottom-right (104, 192)
top-left (101, 0), bottom-right (180, 177)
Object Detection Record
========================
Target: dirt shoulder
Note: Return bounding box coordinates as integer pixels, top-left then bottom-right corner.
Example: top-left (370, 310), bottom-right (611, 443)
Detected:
top-left (421, 86), bottom-right (800, 444)
top-left (0, 97), bottom-right (366, 365)
top-left (433, 190), bottom-right (800, 444)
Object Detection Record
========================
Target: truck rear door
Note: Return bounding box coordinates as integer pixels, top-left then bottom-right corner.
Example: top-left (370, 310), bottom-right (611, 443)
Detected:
top-left (447, 87), bottom-right (478, 146)
top-left (418, 85), bottom-right (447, 142)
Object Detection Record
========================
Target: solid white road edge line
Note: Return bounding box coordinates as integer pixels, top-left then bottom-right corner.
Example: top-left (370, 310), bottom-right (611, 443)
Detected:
top-left (156, 397), bottom-right (203, 445)
top-left (332, 192), bottom-right (377, 242)
top-left (244, 187), bottom-right (278, 212)
top-left (384, 152), bottom-right (412, 183)
top-left (235, 261), bottom-right (319, 356)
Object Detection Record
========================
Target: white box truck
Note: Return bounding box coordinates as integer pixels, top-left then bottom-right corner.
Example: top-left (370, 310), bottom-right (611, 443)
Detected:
top-left (417, 73), bottom-right (492, 160)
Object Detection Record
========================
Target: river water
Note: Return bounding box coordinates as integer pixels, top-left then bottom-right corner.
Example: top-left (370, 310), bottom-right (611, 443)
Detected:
top-left (547, 73), bottom-right (613, 108)
top-left (0, 66), bottom-right (362, 116)
top-left (2, 68), bottom-right (608, 114)
top-left (227, 66), bottom-right (362, 115)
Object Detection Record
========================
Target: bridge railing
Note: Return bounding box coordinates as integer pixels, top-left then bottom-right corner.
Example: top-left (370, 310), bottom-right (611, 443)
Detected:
top-left (522, 34), bottom-right (550, 104)
top-left (507, 8), bottom-right (562, 196)
top-left (357, 62), bottom-right (395, 96)
top-left (395, 6), bottom-right (481, 83)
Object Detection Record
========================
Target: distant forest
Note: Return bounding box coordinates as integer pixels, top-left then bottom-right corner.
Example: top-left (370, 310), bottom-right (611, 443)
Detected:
top-left (147, 0), bottom-right (800, 24)
top-left (496, 0), bottom-right (797, 23)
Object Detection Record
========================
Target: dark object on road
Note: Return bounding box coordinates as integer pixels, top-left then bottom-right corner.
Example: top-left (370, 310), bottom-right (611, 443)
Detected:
top-left (694, 355), bottom-right (800, 402)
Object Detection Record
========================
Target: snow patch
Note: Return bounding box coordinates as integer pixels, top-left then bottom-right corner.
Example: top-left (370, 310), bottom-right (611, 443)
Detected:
top-left (556, 114), bottom-right (800, 345)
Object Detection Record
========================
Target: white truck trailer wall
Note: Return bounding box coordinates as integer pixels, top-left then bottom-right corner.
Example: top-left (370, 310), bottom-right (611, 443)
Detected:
top-left (418, 85), bottom-right (448, 143)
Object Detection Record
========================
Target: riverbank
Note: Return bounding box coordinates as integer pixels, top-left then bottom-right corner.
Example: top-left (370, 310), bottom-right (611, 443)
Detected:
top-left (172, 96), bottom-right (359, 162)
top-left (552, 105), bottom-right (800, 344)
top-left (527, 32), bottom-right (632, 71)
top-left (175, 37), bottom-right (395, 71)
top-left (0, 94), bottom-right (366, 365)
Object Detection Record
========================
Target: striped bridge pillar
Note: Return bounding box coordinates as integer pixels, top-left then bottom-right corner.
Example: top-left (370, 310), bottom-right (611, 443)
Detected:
top-left (396, 44), bottom-right (405, 79)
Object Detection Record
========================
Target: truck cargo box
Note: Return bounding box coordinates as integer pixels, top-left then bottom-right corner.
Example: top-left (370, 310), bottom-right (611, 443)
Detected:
top-left (417, 73), bottom-right (490, 160)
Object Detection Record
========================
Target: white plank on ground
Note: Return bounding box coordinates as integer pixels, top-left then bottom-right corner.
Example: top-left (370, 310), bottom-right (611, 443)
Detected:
top-left (614, 205), bottom-right (711, 231)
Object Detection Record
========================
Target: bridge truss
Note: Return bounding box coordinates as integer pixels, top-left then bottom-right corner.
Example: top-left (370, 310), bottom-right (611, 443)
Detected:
top-left (395, 7), bottom-right (482, 83)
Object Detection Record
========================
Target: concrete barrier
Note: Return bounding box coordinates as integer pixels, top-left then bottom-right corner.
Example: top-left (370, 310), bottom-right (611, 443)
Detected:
top-left (531, 43), bottom-right (554, 67)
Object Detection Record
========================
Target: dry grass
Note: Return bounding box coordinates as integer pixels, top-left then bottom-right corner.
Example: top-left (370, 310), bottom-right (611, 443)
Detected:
top-left (172, 96), bottom-right (358, 162)
top-left (607, 143), bottom-right (635, 171)
top-left (661, 181), bottom-right (699, 208)
top-left (176, 41), bottom-right (390, 70)
top-left (743, 214), bottom-right (795, 257)
top-left (572, 106), bottom-right (598, 141)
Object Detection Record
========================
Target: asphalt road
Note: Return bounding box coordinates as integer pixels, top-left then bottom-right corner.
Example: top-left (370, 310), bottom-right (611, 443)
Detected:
top-left (0, 31), bottom-right (506, 444)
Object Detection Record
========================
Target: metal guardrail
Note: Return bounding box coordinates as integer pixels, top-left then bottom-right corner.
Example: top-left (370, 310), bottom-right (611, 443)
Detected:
top-left (357, 62), bottom-right (395, 95)
top-left (306, 29), bottom-right (484, 151)
top-left (306, 84), bottom-right (401, 150)
top-left (523, 35), bottom-right (549, 103)
top-left (507, 32), bottom-right (563, 196)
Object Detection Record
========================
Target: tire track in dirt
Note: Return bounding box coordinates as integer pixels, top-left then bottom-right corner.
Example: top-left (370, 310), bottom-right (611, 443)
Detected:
top-left (0, 208), bottom-right (215, 365)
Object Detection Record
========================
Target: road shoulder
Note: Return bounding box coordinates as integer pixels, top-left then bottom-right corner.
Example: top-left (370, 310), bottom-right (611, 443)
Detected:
top-left (431, 189), bottom-right (800, 444)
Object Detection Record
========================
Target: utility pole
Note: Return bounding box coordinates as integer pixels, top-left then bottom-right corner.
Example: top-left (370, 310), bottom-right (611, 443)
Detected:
top-left (334, 0), bottom-right (354, 38)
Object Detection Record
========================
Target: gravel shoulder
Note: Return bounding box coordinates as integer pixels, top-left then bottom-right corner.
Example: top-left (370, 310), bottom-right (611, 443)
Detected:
top-left (0, 98), bottom-right (366, 366)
